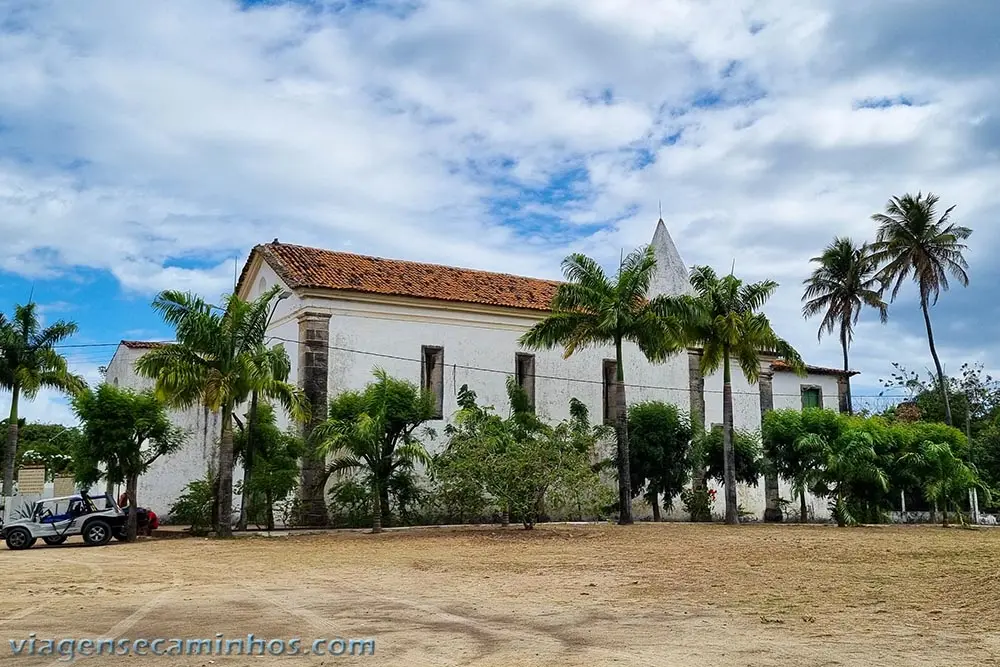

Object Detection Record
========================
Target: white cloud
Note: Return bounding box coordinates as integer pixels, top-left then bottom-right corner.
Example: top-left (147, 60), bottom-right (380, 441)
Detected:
top-left (1, 0), bottom-right (999, 394)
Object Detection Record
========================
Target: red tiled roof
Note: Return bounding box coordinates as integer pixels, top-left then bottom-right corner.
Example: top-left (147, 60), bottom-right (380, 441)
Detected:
top-left (120, 340), bottom-right (171, 349)
top-left (772, 360), bottom-right (858, 377)
top-left (245, 242), bottom-right (561, 311)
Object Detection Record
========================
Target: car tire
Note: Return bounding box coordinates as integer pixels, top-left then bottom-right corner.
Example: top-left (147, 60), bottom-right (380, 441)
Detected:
top-left (43, 535), bottom-right (67, 546)
top-left (82, 520), bottom-right (113, 547)
top-left (5, 527), bottom-right (33, 550)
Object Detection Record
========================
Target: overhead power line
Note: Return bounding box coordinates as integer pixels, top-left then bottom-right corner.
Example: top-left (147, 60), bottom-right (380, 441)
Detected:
top-left (50, 336), bottom-right (902, 400)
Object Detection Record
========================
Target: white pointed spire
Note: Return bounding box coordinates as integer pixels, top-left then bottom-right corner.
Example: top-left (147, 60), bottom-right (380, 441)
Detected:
top-left (648, 218), bottom-right (693, 297)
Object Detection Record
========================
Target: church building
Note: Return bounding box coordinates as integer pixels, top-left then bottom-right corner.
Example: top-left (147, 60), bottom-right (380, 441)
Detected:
top-left (107, 220), bottom-right (856, 522)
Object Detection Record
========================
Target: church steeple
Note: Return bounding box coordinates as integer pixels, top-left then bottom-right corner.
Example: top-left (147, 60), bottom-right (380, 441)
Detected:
top-left (648, 218), bottom-right (693, 297)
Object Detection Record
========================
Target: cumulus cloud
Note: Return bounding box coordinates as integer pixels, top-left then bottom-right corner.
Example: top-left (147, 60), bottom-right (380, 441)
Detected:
top-left (1, 0), bottom-right (998, 408)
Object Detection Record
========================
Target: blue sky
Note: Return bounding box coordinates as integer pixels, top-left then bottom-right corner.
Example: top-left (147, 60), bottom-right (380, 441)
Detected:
top-left (2, 0), bottom-right (1000, 424)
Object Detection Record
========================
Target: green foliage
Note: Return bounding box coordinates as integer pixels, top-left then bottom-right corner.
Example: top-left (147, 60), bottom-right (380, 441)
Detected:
top-left (136, 286), bottom-right (309, 536)
top-left (316, 367), bottom-right (435, 532)
top-left (0, 303), bottom-right (86, 496)
top-left (234, 403), bottom-right (302, 530)
top-left (679, 487), bottom-right (716, 522)
top-left (627, 401), bottom-right (693, 517)
top-left (870, 192), bottom-right (972, 426)
top-left (169, 475), bottom-right (215, 535)
top-left (71, 384), bottom-right (186, 489)
top-left (3, 421), bottom-right (83, 480)
top-left (681, 265), bottom-right (803, 523)
top-left (517, 246), bottom-right (690, 524)
top-left (701, 425), bottom-right (764, 487)
top-left (900, 441), bottom-right (991, 524)
top-left (435, 381), bottom-right (613, 529)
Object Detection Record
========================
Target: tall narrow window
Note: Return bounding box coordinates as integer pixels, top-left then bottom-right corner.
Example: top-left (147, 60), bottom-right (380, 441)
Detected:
top-left (801, 386), bottom-right (822, 409)
top-left (603, 359), bottom-right (619, 424)
top-left (421, 346), bottom-right (444, 419)
top-left (515, 353), bottom-right (536, 412)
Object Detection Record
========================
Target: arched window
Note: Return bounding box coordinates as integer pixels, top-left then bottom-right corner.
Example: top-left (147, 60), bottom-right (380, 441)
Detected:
top-left (259, 277), bottom-right (267, 293)
top-left (113, 377), bottom-right (119, 387)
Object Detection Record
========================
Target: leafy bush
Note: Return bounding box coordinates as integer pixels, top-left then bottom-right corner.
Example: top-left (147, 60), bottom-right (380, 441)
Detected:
top-left (169, 475), bottom-right (214, 535)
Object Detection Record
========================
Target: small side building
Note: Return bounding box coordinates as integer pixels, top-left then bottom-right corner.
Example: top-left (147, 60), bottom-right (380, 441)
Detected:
top-left (104, 341), bottom-right (225, 517)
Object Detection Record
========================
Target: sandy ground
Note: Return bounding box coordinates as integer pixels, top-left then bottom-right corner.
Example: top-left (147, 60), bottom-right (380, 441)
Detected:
top-left (1, 523), bottom-right (999, 666)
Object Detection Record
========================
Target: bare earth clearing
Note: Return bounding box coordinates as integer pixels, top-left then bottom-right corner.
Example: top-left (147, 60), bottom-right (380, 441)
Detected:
top-left (2, 523), bottom-right (999, 666)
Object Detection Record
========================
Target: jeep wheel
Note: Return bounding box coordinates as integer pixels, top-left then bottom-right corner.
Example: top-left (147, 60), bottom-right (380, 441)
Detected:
top-left (83, 520), bottom-right (112, 546)
top-left (43, 535), bottom-right (68, 546)
top-left (5, 527), bottom-right (33, 550)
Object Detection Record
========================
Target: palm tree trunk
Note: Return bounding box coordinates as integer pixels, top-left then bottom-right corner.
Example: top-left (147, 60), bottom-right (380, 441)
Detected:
top-left (722, 350), bottom-right (738, 525)
top-left (501, 505), bottom-right (510, 527)
top-left (2, 386), bottom-right (20, 498)
top-left (237, 391), bottom-right (258, 531)
top-left (216, 404), bottom-right (235, 538)
top-left (840, 325), bottom-right (853, 415)
top-left (126, 474), bottom-right (139, 542)
top-left (920, 297), bottom-right (953, 426)
top-left (650, 491), bottom-right (661, 522)
top-left (614, 337), bottom-right (633, 525)
top-left (799, 487), bottom-right (807, 524)
top-left (371, 479), bottom-right (383, 534)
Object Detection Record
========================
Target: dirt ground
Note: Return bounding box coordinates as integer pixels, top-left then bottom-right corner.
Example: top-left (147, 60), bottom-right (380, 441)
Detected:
top-left (2, 523), bottom-right (999, 666)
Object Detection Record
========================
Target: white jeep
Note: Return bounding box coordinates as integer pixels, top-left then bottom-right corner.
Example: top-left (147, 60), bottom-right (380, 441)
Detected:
top-left (1, 493), bottom-right (126, 550)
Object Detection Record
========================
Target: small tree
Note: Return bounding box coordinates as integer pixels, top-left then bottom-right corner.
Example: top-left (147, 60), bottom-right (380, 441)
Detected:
top-left (899, 441), bottom-right (990, 525)
top-left (808, 429), bottom-right (889, 527)
top-left (627, 402), bottom-right (693, 521)
top-left (702, 424), bottom-right (764, 488)
top-left (437, 381), bottom-right (612, 529)
top-left (315, 368), bottom-right (435, 534)
top-left (72, 384), bottom-right (185, 541)
top-left (234, 403), bottom-right (303, 530)
top-left (763, 408), bottom-right (846, 522)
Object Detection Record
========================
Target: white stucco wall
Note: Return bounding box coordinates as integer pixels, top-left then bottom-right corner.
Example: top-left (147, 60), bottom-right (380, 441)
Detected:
top-left (104, 344), bottom-right (227, 518)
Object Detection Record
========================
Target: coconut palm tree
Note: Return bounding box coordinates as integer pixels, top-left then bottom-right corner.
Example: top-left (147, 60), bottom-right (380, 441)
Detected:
top-left (0, 303), bottom-right (86, 497)
top-left (519, 247), bottom-right (688, 525)
top-left (314, 368), bottom-right (434, 534)
top-left (870, 192), bottom-right (972, 426)
top-left (802, 237), bottom-right (888, 414)
top-left (135, 286), bottom-right (309, 537)
top-left (682, 266), bottom-right (805, 524)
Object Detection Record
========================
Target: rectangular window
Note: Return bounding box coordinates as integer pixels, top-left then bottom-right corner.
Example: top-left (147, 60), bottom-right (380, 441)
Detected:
top-left (603, 359), bottom-right (619, 424)
top-left (515, 353), bottom-right (536, 412)
top-left (801, 386), bottom-right (822, 409)
top-left (421, 346), bottom-right (444, 419)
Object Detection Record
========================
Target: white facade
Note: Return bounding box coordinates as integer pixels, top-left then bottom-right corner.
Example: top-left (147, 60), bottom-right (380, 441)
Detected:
top-left (104, 343), bottom-right (227, 517)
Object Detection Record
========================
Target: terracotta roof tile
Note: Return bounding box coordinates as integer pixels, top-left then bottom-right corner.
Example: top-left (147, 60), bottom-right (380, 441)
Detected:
top-left (120, 340), bottom-right (171, 349)
top-left (772, 359), bottom-right (858, 377)
top-left (252, 242), bottom-right (561, 311)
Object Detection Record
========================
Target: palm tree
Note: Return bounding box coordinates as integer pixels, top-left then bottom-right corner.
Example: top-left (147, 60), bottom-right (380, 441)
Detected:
top-left (899, 441), bottom-right (991, 526)
top-left (0, 303), bottom-right (86, 497)
top-left (135, 286), bottom-right (309, 537)
top-left (808, 430), bottom-right (889, 527)
top-left (236, 344), bottom-right (293, 531)
top-left (802, 237), bottom-right (888, 414)
top-left (519, 247), bottom-right (688, 525)
top-left (315, 368), bottom-right (434, 534)
top-left (870, 192), bottom-right (972, 426)
top-left (682, 266), bottom-right (805, 524)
